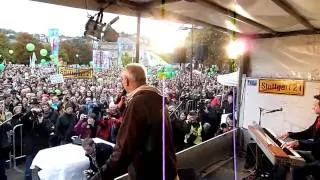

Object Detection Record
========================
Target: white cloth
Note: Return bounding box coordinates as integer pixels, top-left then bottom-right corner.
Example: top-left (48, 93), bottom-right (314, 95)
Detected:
top-left (31, 138), bottom-right (115, 180)
top-left (221, 113), bottom-right (231, 125)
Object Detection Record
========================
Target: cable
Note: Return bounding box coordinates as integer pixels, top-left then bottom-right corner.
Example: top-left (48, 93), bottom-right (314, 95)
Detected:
top-left (84, 0), bottom-right (90, 18)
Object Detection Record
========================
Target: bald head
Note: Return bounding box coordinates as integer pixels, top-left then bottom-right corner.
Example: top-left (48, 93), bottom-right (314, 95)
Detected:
top-left (123, 63), bottom-right (147, 84)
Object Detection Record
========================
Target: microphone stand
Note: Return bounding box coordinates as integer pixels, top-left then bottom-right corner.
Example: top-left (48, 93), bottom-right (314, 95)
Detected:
top-left (255, 107), bottom-right (266, 178)
top-left (258, 107), bottom-right (265, 126)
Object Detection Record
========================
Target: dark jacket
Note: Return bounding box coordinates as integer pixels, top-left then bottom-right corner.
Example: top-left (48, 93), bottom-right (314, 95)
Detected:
top-left (289, 116), bottom-right (320, 160)
top-left (21, 111), bottom-right (54, 156)
top-left (91, 89), bottom-right (177, 180)
top-left (55, 113), bottom-right (76, 144)
top-left (222, 100), bottom-right (233, 114)
top-left (0, 123), bottom-right (12, 158)
top-left (171, 119), bottom-right (187, 152)
top-left (43, 110), bottom-right (59, 126)
top-left (86, 143), bottom-right (113, 172)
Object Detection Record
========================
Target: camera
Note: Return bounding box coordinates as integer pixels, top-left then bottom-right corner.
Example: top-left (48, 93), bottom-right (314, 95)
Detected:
top-left (83, 169), bottom-right (95, 179)
top-left (197, 101), bottom-right (206, 111)
top-left (30, 109), bottom-right (43, 121)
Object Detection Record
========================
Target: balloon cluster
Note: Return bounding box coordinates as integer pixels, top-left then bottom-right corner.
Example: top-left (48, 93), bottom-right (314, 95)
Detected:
top-left (26, 43), bottom-right (51, 66)
top-left (156, 65), bottom-right (177, 80)
top-left (208, 64), bottom-right (217, 77)
top-left (39, 49), bottom-right (49, 66)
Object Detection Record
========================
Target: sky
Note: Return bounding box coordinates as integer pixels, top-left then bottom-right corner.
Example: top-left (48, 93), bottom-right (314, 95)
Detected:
top-left (0, 0), bottom-right (189, 53)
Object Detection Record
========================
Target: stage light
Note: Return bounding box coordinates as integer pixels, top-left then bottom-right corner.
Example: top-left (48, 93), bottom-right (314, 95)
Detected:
top-left (226, 39), bottom-right (246, 59)
top-left (102, 16), bottom-right (119, 42)
top-left (84, 11), bottom-right (119, 42)
top-left (84, 16), bottom-right (106, 41)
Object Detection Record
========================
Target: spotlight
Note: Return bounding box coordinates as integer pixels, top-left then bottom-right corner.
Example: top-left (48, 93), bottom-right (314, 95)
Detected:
top-left (84, 9), bottom-right (119, 42)
top-left (102, 16), bottom-right (119, 42)
top-left (84, 16), bottom-right (106, 41)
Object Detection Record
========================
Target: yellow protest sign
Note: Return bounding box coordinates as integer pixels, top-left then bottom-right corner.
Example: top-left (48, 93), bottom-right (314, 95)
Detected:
top-left (58, 67), bottom-right (93, 79)
top-left (259, 79), bottom-right (304, 96)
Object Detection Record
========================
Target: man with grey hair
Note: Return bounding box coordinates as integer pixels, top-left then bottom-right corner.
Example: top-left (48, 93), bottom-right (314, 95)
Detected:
top-left (91, 63), bottom-right (177, 180)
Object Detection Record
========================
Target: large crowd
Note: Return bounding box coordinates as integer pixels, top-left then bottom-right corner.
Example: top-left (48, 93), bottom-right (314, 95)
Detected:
top-left (0, 63), bottom-right (234, 179)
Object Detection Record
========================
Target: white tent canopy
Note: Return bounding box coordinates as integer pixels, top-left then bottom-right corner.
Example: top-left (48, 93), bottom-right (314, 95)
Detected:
top-left (32, 0), bottom-right (320, 39)
top-left (217, 70), bottom-right (239, 86)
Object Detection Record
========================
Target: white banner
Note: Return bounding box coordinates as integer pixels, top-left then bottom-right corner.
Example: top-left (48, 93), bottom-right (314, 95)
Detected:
top-left (50, 74), bottom-right (64, 84)
top-left (92, 50), bottom-right (111, 70)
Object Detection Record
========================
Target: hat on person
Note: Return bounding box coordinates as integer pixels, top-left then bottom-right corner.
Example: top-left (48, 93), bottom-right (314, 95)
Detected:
top-left (210, 97), bottom-right (220, 107)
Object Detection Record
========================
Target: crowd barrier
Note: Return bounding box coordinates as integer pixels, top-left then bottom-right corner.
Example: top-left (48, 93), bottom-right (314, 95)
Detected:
top-left (170, 102), bottom-right (183, 119)
top-left (171, 98), bottom-right (211, 118)
top-left (5, 123), bottom-right (25, 170)
top-left (12, 124), bottom-right (25, 168)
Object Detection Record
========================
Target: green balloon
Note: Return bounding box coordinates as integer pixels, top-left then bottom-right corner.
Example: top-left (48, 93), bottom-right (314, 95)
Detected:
top-left (165, 71), bottom-right (171, 78)
top-left (40, 49), bottom-right (48, 57)
top-left (89, 61), bottom-right (93, 66)
top-left (41, 59), bottom-right (46, 63)
top-left (50, 55), bottom-right (55, 59)
top-left (26, 43), bottom-right (35, 52)
top-left (97, 78), bottom-right (103, 83)
top-left (0, 64), bottom-right (5, 72)
top-left (55, 89), bottom-right (61, 95)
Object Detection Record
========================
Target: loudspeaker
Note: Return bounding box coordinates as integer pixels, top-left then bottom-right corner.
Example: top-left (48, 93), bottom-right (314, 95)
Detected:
top-left (174, 47), bottom-right (187, 63)
top-left (195, 45), bottom-right (208, 62)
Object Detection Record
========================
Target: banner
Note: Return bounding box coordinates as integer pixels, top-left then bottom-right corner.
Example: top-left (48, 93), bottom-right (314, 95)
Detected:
top-left (58, 67), bottom-right (93, 79)
top-left (259, 79), bottom-right (304, 96)
top-left (48, 28), bottom-right (60, 63)
top-left (92, 50), bottom-right (112, 71)
top-left (40, 67), bottom-right (56, 75)
top-left (50, 74), bottom-right (64, 84)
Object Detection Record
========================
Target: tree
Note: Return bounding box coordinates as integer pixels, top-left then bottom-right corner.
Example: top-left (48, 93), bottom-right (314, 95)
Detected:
top-left (0, 28), bottom-right (17, 35)
top-left (0, 32), bottom-right (10, 63)
top-left (12, 32), bottom-right (44, 64)
top-left (121, 52), bottom-right (132, 67)
top-left (72, 38), bottom-right (92, 65)
top-left (184, 27), bottom-right (230, 71)
top-left (59, 38), bottom-right (92, 65)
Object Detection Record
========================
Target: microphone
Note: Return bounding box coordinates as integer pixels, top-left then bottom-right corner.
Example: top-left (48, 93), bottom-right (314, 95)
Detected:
top-left (265, 108), bottom-right (283, 114)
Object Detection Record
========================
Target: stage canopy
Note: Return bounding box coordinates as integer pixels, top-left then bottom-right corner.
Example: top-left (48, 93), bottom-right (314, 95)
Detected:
top-left (31, 0), bottom-right (320, 39)
top-left (217, 71), bottom-right (238, 86)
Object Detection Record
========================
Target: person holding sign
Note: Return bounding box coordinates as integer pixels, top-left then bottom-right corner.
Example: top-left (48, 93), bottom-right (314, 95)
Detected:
top-left (278, 94), bottom-right (320, 180)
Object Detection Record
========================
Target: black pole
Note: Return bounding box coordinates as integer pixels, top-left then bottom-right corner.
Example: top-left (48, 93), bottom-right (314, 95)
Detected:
top-left (136, 12), bottom-right (141, 63)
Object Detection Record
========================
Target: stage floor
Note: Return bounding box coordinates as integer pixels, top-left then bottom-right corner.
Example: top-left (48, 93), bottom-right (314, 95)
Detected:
top-left (7, 156), bottom-right (250, 180)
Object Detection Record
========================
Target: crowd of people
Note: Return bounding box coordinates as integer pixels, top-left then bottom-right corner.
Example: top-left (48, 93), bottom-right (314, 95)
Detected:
top-left (0, 63), bottom-right (235, 180)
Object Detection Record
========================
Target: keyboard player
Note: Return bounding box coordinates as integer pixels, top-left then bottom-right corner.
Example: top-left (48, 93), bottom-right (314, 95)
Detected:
top-left (276, 94), bottom-right (320, 180)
